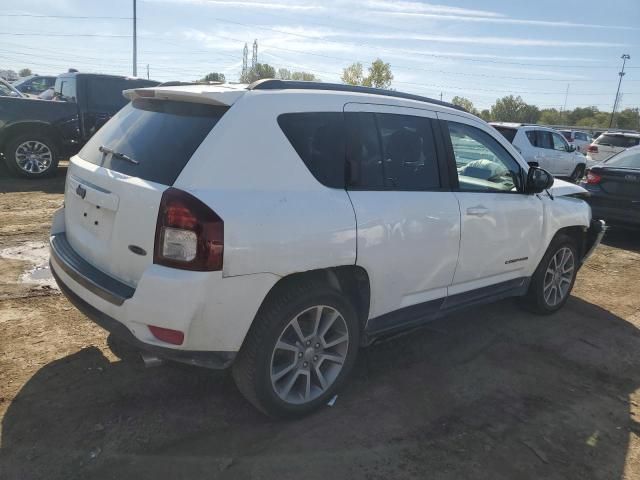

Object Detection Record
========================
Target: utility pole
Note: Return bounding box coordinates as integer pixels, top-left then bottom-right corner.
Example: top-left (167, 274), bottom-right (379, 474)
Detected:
top-left (561, 83), bottom-right (569, 123)
top-left (439, 92), bottom-right (443, 101)
top-left (242, 43), bottom-right (248, 78)
top-left (132, 0), bottom-right (137, 77)
top-left (609, 54), bottom-right (630, 128)
top-left (251, 39), bottom-right (258, 69)
top-left (146, 64), bottom-right (149, 80)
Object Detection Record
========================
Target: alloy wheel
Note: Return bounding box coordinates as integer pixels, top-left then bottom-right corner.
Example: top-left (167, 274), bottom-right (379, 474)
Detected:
top-left (270, 305), bottom-right (349, 405)
top-left (543, 246), bottom-right (575, 307)
top-left (15, 140), bottom-right (52, 174)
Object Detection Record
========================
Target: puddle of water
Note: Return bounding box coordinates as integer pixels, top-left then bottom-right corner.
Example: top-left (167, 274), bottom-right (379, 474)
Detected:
top-left (0, 241), bottom-right (58, 289)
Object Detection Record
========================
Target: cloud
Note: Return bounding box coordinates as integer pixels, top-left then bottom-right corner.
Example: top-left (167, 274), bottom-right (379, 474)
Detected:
top-left (143, 0), bottom-right (323, 11)
top-left (370, 10), bottom-right (636, 30)
top-left (363, 0), bottom-right (504, 18)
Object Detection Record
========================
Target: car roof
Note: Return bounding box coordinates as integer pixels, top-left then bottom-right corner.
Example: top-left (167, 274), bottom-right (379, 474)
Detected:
top-left (128, 79), bottom-right (472, 115)
top-left (600, 131), bottom-right (640, 138)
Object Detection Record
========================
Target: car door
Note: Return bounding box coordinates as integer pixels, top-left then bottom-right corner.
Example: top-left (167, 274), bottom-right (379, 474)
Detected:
top-left (551, 131), bottom-right (574, 176)
top-left (525, 129), bottom-right (554, 174)
top-left (437, 112), bottom-right (544, 297)
top-left (344, 103), bottom-right (460, 329)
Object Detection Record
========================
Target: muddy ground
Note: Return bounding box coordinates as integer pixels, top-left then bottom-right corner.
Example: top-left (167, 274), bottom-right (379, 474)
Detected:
top-left (1, 164), bottom-right (640, 479)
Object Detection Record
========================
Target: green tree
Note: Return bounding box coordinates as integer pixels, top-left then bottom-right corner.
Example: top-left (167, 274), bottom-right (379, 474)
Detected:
top-left (615, 108), bottom-right (640, 130)
top-left (240, 63), bottom-right (276, 83)
top-left (451, 96), bottom-right (478, 115)
top-left (341, 62), bottom-right (365, 86)
top-left (277, 68), bottom-right (291, 80)
top-left (291, 71), bottom-right (319, 81)
top-left (479, 109), bottom-right (492, 122)
top-left (539, 108), bottom-right (562, 125)
top-left (200, 72), bottom-right (225, 83)
top-left (490, 95), bottom-right (540, 123)
top-left (364, 58), bottom-right (393, 89)
top-left (341, 59), bottom-right (393, 89)
top-left (18, 68), bottom-right (32, 77)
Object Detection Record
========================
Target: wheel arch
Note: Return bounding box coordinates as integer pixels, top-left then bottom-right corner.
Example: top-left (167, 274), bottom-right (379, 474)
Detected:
top-left (0, 121), bottom-right (61, 152)
top-left (256, 266), bottom-right (371, 341)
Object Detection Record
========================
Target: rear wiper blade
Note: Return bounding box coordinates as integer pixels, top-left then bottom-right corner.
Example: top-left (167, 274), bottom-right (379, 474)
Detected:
top-left (98, 145), bottom-right (139, 165)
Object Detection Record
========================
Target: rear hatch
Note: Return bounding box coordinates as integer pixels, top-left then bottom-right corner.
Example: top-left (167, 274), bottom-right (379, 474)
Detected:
top-left (592, 134), bottom-right (640, 161)
top-left (64, 97), bottom-right (228, 287)
top-left (589, 166), bottom-right (640, 210)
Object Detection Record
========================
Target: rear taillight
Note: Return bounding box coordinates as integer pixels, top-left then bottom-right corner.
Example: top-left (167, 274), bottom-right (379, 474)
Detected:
top-left (154, 188), bottom-right (223, 271)
top-left (588, 145), bottom-right (598, 153)
top-left (586, 171), bottom-right (602, 185)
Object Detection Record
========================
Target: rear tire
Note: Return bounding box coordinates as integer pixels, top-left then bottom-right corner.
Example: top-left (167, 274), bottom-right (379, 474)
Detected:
top-left (3, 133), bottom-right (59, 178)
top-left (232, 278), bottom-right (360, 418)
top-left (521, 234), bottom-right (578, 315)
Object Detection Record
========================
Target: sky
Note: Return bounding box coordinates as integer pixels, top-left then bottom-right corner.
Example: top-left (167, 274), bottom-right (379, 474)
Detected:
top-left (1, 0), bottom-right (639, 110)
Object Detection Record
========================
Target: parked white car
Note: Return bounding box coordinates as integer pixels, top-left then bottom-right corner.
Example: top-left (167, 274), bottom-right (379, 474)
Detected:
top-left (491, 123), bottom-right (587, 181)
top-left (559, 129), bottom-right (593, 154)
top-left (587, 131), bottom-right (640, 165)
top-left (50, 80), bottom-right (604, 417)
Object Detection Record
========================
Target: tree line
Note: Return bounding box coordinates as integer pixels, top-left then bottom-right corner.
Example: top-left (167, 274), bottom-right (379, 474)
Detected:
top-left (452, 95), bottom-right (639, 130)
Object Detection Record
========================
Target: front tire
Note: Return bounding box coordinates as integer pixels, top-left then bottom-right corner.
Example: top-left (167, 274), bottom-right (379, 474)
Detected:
top-left (232, 279), bottom-right (360, 418)
top-left (3, 133), bottom-right (59, 178)
top-left (521, 235), bottom-right (578, 314)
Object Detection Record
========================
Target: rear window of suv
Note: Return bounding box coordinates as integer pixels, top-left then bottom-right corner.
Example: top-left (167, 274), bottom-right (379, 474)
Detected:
top-left (595, 135), bottom-right (640, 148)
top-left (79, 98), bottom-right (227, 185)
top-left (492, 126), bottom-right (517, 143)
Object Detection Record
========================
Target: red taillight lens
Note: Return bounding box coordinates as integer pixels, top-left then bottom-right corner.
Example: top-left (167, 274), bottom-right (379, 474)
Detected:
top-left (154, 188), bottom-right (223, 271)
top-left (148, 325), bottom-right (184, 345)
top-left (586, 171), bottom-right (602, 184)
top-left (588, 145), bottom-right (598, 153)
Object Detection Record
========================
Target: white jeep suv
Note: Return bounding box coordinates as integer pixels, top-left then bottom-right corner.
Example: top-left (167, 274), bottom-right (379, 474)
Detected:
top-left (50, 80), bottom-right (604, 417)
top-left (491, 123), bottom-right (587, 182)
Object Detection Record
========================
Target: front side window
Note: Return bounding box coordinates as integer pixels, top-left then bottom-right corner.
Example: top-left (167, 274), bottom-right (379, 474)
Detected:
top-left (345, 112), bottom-right (440, 191)
top-left (552, 132), bottom-right (569, 152)
top-left (447, 121), bottom-right (522, 193)
top-left (278, 112), bottom-right (345, 188)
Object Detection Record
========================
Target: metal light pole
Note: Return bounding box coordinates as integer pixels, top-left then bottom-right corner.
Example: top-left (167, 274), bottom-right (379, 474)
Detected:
top-left (132, 0), bottom-right (137, 77)
top-left (609, 54), bottom-right (630, 128)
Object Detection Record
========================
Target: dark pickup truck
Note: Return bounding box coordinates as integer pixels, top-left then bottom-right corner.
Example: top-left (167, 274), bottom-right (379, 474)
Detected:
top-left (0, 72), bottom-right (158, 178)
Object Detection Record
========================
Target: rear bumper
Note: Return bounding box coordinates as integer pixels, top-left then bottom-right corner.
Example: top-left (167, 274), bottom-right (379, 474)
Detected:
top-left (52, 266), bottom-right (236, 369)
top-left (49, 207), bottom-right (279, 365)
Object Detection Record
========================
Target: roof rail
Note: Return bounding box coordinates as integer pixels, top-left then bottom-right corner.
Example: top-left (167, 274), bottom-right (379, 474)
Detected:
top-left (247, 79), bottom-right (467, 112)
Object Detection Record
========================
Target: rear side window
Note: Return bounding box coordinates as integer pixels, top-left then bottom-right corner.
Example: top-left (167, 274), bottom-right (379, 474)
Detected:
top-left (492, 126), bottom-right (517, 143)
top-left (55, 77), bottom-right (76, 102)
top-left (525, 130), bottom-right (537, 146)
top-left (537, 131), bottom-right (554, 149)
top-left (277, 112), bottom-right (346, 188)
top-left (346, 112), bottom-right (440, 190)
top-left (79, 99), bottom-right (227, 185)
top-left (596, 135), bottom-right (640, 148)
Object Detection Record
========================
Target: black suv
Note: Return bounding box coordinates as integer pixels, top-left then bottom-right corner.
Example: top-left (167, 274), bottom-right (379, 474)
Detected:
top-left (0, 72), bottom-right (158, 178)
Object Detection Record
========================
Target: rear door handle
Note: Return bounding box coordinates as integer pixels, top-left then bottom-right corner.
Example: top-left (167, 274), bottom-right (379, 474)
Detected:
top-left (467, 206), bottom-right (489, 217)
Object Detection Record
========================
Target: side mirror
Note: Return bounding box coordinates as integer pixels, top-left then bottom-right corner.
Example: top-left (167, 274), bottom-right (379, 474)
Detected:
top-left (526, 166), bottom-right (554, 194)
top-left (527, 161), bottom-right (539, 168)
top-left (567, 144), bottom-right (576, 152)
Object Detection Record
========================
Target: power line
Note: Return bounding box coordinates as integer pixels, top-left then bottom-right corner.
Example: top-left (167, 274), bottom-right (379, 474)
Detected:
top-left (0, 13), bottom-right (132, 19)
top-left (0, 32), bottom-right (131, 37)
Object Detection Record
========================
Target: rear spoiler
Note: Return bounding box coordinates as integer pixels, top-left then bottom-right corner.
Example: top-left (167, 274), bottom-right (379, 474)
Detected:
top-left (123, 87), bottom-right (245, 107)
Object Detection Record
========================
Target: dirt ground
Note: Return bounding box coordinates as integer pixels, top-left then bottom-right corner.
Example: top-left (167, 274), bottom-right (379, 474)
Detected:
top-left (1, 164), bottom-right (640, 480)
